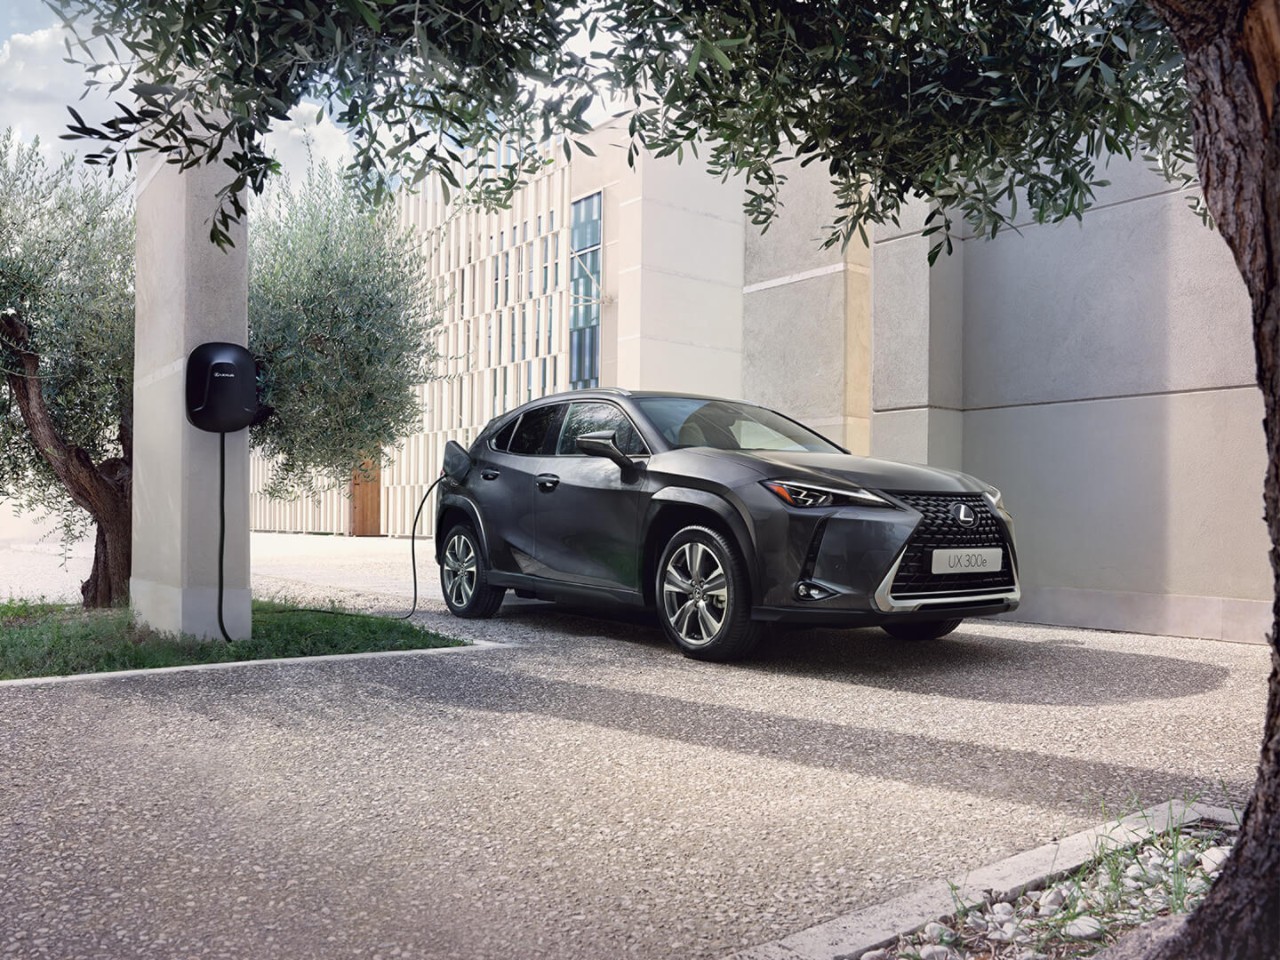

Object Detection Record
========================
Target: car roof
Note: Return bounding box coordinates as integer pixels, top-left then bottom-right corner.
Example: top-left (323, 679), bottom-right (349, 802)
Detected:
top-left (509, 388), bottom-right (749, 406)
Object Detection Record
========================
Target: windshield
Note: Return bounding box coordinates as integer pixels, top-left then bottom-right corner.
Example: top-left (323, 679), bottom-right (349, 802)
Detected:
top-left (633, 398), bottom-right (843, 453)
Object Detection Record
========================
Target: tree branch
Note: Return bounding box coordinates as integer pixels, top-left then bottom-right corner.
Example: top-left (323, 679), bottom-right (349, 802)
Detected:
top-left (0, 312), bottom-right (126, 520)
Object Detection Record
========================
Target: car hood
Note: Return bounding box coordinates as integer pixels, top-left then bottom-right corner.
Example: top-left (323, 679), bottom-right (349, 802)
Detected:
top-left (690, 449), bottom-right (988, 494)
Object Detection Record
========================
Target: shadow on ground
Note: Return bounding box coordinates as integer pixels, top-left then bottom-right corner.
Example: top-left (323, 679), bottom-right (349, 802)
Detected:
top-left (487, 599), bottom-right (1231, 707)
top-left (85, 608), bottom-right (1248, 815)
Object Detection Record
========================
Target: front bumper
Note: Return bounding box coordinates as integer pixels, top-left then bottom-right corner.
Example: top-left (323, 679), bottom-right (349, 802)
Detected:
top-left (747, 490), bottom-right (1020, 624)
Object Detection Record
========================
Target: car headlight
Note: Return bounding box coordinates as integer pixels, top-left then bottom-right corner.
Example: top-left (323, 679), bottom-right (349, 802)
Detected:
top-left (982, 483), bottom-right (1007, 513)
top-left (761, 480), bottom-right (889, 508)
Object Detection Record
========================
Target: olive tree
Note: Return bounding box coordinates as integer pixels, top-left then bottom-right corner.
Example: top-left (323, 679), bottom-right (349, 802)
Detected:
top-left (44, 0), bottom-right (1280, 955)
top-left (0, 132), bottom-right (135, 606)
top-left (0, 142), bottom-right (437, 605)
top-left (249, 162), bottom-right (437, 499)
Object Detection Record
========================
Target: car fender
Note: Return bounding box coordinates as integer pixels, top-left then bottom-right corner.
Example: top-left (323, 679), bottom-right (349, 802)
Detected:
top-left (643, 486), bottom-right (760, 600)
top-left (435, 491), bottom-right (491, 564)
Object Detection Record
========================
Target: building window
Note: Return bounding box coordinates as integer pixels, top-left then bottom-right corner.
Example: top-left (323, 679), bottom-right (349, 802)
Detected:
top-left (569, 191), bottom-right (602, 390)
top-left (541, 237), bottom-right (549, 294)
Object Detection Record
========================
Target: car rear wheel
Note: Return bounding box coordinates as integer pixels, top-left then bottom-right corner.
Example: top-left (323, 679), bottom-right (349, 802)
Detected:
top-left (881, 618), bottom-right (963, 641)
top-left (656, 525), bottom-right (760, 662)
top-left (440, 523), bottom-right (505, 619)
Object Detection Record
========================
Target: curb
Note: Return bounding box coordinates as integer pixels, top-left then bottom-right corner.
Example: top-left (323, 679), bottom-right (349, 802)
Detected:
top-left (0, 638), bottom-right (504, 689)
top-left (726, 800), bottom-right (1243, 960)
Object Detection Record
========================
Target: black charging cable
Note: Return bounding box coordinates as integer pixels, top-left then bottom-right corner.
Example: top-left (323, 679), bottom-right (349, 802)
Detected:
top-left (216, 431), bottom-right (234, 643)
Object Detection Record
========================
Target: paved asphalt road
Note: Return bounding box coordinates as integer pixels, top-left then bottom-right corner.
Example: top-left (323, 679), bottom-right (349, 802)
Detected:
top-left (0, 533), bottom-right (1271, 959)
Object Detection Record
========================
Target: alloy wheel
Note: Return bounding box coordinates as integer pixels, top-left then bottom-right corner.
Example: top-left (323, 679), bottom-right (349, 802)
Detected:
top-left (661, 540), bottom-right (729, 647)
top-left (442, 531), bottom-right (478, 609)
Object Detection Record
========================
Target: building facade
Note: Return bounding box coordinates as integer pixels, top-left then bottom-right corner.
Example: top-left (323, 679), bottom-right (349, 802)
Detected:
top-left (251, 126), bottom-right (1270, 645)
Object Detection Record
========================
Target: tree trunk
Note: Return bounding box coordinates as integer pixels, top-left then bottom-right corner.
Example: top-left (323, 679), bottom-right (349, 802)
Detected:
top-left (1100, 2), bottom-right (1280, 957)
top-left (78, 463), bottom-right (132, 608)
top-left (0, 314), bottom-right (132, 608)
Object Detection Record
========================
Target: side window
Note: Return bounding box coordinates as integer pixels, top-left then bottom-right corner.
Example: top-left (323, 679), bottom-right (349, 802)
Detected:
top-left (489, 417), bottom-right (518, 452)
top-left (507, 404), bottom-right (565, 456)
top-left (556, 402), bottom-right (647, 456)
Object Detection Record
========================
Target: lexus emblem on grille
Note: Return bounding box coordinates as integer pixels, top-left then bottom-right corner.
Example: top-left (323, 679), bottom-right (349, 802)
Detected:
top-left (951, 502), bottom-right (977, 527)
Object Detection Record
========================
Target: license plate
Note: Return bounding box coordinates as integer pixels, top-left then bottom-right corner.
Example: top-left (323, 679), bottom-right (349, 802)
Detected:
top-left (931, 547), bottom-right (1003, 575)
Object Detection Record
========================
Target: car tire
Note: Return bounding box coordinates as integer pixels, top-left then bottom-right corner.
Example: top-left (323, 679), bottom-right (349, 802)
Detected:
top-left (656, 525), bottom-right (760, 662)
top-left (440, 523), bottom-right (505, 619)
top-left (881, 618), bottom-right (963, 641)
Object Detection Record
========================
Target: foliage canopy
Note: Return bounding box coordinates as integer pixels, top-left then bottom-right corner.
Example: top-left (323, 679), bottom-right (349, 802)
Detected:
top-left (54, 0), bottom-right (1192, 257)
top-left (249, 162), bottom-right (438, 497)
top-left (0, 132), bottom-right (133, 544)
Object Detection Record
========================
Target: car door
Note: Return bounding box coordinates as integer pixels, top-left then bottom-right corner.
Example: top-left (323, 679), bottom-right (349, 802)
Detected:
top-left (467, 403), bottom-right (564, 575)
top-left (533, 400), bottom-right (650, 592)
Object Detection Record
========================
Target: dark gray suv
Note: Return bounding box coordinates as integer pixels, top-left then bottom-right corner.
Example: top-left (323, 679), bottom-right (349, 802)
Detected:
top-left (436, 389), bottom-right (1019, 661)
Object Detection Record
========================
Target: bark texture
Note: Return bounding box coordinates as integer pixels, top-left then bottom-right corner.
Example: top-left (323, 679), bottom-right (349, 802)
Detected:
top-left (0, 314), bottom-right (131, 607)
top-left (1099, 1), bottom-right (1280, 957)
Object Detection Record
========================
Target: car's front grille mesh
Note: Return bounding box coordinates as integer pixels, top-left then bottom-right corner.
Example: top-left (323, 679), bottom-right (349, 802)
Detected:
top-left (890, 493), bottom-right (1016, 598)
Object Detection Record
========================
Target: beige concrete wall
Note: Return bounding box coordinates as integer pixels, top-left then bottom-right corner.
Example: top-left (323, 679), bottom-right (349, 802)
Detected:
top-left (589, 134), bottom-right (746, 396)
top-left (964, 388), bottom-right (1268, 641)
top-left (869, 156), bottom-right (1269, 643)
top-left (741, 163), bottom-right (872, 451)
top-left (870, 226), bottom-right (964, 468)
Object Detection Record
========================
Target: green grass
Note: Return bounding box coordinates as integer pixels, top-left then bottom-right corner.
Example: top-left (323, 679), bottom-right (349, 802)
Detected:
top-left (0, 597), bottom-right (463, 680)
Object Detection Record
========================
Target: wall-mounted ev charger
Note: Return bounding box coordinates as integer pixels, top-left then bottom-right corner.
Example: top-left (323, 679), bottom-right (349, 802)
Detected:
top-left (186, 342), bottom-right (259, 643)
top-left (182, 343), bottom-right (477, 640)
top-left (185, 342), bottom-right (258, 434)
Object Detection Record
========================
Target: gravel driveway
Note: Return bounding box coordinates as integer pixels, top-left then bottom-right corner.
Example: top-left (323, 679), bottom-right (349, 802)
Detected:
top-left (0, 532), bottom-right (1270, 959)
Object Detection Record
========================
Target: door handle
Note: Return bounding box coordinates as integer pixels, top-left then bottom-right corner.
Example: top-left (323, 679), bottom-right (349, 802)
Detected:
top-left (480, 468), bottom-right (500, 481)
top-left (536, 473), bottom-right (560, 492)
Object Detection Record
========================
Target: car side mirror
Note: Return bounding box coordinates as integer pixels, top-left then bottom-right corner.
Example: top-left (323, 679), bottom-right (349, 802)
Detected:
top-left (577, 430), bottom-right (637, 471)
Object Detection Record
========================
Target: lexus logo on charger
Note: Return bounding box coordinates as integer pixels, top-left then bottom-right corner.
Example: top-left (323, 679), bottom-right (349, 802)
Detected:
top-left (951, 502), bottom-right (977, 527)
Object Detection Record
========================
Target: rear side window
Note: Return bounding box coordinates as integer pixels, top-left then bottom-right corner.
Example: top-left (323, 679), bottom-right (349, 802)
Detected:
top-left (508, 404), bottom-right (565, 456)
top-left (489, 417), bottom-right (518, 451)
top-left (556, 401), bottom-right (647, 455)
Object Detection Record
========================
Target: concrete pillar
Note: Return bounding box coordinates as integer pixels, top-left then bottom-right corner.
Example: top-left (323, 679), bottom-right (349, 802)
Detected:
top-left (842, 234), bottom-right (873, 454)
top-left (870, 202), bottom-right (965, 469)
top-left (131, 156), bottom-right (251, 640)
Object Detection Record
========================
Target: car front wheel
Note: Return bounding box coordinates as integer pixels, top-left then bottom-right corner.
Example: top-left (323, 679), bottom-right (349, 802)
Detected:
top-left (881, 618), bottom-right (963, 641)
top-left (656, 525), bottom-right (760, 662)
top-left (440, 523), bottom-right (505, 618)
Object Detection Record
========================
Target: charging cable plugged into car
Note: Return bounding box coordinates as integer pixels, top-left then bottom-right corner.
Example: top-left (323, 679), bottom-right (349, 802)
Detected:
top-left (186, 343), bottom-right (475, 642)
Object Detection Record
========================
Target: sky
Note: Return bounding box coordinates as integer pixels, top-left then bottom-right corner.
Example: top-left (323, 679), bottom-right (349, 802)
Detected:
top-left (0, 0), bottom-right (353, 179)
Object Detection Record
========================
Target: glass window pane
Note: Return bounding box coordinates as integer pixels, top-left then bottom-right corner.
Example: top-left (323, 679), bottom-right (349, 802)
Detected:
top-left (632, 398), bottom-right (842, 453)
top-left (490, 416), bottom-right (518, 451)
top-left (556, 402), bottom-right (646, 455)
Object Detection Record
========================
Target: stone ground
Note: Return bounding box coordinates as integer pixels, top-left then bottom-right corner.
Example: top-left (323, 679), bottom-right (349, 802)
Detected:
top-left (0, 529), bottom-right (1270, 959)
